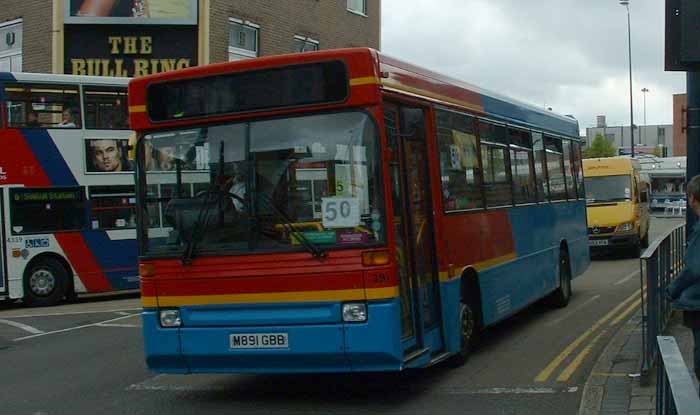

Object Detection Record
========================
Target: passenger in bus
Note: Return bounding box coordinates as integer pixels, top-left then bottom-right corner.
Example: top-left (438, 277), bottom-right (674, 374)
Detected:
top-left (26, 111), bottom-right (41, 128)
top-left (143, 140), bottom-right (161, 171)
top-left (89, 139), bottom-right (132, 172)
top-left (58, 109), bottom-right (77, 128)
top-left (667, 174), bottom-right (700, 386)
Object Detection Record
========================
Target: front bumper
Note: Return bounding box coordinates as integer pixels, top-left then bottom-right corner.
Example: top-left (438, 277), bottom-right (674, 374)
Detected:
top-left (142, 299), bottom-right (404, 374)
top-left (588, 232), bottom-right (639, 249)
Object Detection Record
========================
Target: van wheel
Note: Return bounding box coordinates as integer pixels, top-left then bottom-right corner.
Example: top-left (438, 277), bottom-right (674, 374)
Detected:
top-left (449, 302), bottom-right (478, 367)
top-left (548, 250), bottom-right (572, 308)
top-left (23, 258), bottom-right (67, 307)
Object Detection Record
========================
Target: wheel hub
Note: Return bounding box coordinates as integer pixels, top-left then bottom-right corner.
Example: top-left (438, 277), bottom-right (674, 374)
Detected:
top-left (29, 269), bottom-right (55, 296)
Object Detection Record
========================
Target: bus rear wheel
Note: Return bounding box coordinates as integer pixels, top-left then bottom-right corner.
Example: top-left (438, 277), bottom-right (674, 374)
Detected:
top-left (548, 250), bottom-right (572, 308)
top-left (23, 258), bottom-right (68, 307)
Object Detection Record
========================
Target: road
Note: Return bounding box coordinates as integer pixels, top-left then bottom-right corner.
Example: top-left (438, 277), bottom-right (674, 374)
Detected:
top-left (0, 218), bottom-right (684, 415)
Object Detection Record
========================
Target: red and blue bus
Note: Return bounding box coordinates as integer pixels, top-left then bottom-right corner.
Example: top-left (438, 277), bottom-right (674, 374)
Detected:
top-left (0, 72), bottom-right (140, 306)
top-left (129, 48), bottom-right (590, 373)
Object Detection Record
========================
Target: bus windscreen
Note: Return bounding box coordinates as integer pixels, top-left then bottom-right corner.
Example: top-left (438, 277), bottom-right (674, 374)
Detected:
top-left (146, 61), bottom-right (349, 122)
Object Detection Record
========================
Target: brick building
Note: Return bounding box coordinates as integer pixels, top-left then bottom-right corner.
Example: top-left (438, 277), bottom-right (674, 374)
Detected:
top-left (0, 0), bottom-right (380, 76)
top-left (673, 93), bottom-right (687, 157)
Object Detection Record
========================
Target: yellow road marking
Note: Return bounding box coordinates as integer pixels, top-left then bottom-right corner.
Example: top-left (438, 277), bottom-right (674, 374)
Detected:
top-left (610, 295), bottom-right (644, 326)
top-left (554, 293), bottom-right (646, 382)
top-left (556, 329), bottom-right (608, 382)
top-left (534, 289), bottom-right (640, 382)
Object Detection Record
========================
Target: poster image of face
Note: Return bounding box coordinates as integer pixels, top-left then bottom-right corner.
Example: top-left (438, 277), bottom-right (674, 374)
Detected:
top-left (85, 138), bottom-right (133, 173)
top-left (66, 0), bottom-right (197, 24)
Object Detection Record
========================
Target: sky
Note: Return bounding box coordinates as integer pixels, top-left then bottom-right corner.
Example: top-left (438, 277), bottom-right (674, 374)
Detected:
top-left (380, 0), bottom-right (687, 135)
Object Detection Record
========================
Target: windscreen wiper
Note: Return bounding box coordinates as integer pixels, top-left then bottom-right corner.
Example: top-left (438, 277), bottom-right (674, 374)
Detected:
top-left (256, 192), bottom-right (327, 259)
top-left (181, 187), bottom-right (221, 265)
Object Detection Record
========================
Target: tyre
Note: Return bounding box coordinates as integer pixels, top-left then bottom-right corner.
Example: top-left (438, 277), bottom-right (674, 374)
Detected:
top-left (548, 250), bottom-right (572, 308)
top-left (449, 302), bottom-right (479, 367)
top-left (23, 258), bottom-right (68, 307)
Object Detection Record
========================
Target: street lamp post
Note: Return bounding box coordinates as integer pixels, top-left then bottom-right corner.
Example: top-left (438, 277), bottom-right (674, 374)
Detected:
top-left (621, 0), bottom-right (635, 158)
top-left (641, 87), bottom-right (648, 146)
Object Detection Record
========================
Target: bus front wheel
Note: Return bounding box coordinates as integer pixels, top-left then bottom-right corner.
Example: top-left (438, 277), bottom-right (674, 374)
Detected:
top-left (450, 302), bottom-right (478, 367)
top-left (23, 258), bottom-right (68, 307)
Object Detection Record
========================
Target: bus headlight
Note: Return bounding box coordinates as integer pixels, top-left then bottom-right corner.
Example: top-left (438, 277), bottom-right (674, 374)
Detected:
top-left (617, 222), bottom-right (634, 232)
top-left (159, 309), bottom-right (182, 327)
top-left (342, 303), bottom-right (367, 322)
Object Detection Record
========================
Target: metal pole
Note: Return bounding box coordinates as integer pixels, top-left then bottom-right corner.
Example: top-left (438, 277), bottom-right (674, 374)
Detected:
top-left (625, 3), bottom-right (635, 158)
top-left (688, 72), bottom-right (700, 232)
top-left (642, 87), bottom-right (648, 145)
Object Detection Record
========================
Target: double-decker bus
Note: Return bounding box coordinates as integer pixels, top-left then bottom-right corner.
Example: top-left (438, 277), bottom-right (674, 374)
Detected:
top-left (129, 48), bottom-right (590, 373)
top-left (0, 72), bottom-right (140, 306)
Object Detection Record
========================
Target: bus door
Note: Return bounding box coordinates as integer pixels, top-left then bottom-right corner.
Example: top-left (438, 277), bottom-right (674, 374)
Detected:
top-left (384, 103), bottom-right (443, 359)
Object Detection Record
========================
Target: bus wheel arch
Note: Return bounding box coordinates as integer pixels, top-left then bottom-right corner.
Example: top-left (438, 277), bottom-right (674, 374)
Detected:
top-left (23, 254), bottom-right (73, 307)
top-left (451, 267), bottom-right (482, 366)
top-left (548, 242), bottom-right (572, 308)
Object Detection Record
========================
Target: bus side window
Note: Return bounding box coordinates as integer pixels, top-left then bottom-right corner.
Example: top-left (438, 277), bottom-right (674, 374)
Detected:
top-left (436, 109), bottom-right (483, 211)
top-left (4, 83), bottom-right (81, 128)
top-left (83, 86), bottom-right (129, 130)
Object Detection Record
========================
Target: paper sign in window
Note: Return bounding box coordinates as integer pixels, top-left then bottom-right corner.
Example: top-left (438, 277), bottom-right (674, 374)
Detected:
top-left (321, 197), bottom-right (360, 228)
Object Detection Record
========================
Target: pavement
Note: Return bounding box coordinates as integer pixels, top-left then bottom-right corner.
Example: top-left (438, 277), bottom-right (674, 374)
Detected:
top-left (578, 310), bottom-right (698, 415)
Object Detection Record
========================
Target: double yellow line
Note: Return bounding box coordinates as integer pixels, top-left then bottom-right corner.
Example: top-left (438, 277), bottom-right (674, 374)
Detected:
top-left (535, 288), bottom-right (644, 383)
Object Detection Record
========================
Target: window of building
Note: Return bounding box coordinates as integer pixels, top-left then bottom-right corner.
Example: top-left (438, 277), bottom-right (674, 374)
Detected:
top-left (83, 86), bottom-right (129, 129)
top-left (228, 19), bottom-right (259, 61)
top-left (508, 128), bottom-right (536, 204)
top-left (562, 140), bottom-right (577, 199)
top-left (605, 133), bottom-right (615, 142)
top-left (436, 109), bottom-right (482, 211)
top-left (4, 83), bottom-right (81, 128)
top-left (545, 136), bottom-right (567, 201)
top-left (0, 20), bottom-right (22, 72)
top-left (658, 127), bottom-right (666, 145)
top-left (347, 0), bottom-right (367, 15)
top-left (293, 36), bottom-right (319, 53)
top-left (10, 187), bottom-right (87, 234)
top-left (479, 121), bottom-right (512, 207)
top-left (88, 186), bottom-right (136, 230)
top-left (532, 131), bottom-right (548, 202)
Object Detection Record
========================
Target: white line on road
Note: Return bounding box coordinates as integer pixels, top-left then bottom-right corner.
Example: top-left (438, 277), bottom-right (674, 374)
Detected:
top-left (127, 376), bottom-right (579, 396)
top-left (546, 295), bottom-right (601, 327)
top-left (4, 308), bottom-right (142, 319)
top-left (97, 323), bottom-right (140, 328)
top-left (614, 270), bottom-right (640, 286)
top-left (13, 313), bottom-right (140, 341)
top-left (0, 318), bottom-right (44, 335)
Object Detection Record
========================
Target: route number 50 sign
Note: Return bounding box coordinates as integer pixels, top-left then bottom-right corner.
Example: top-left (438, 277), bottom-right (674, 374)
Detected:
top-left (321, 197), bottom-right (360, 228)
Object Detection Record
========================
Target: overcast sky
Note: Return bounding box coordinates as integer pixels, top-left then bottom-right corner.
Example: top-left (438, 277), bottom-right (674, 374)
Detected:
top-left (381, 0), bottom-right (686, 135)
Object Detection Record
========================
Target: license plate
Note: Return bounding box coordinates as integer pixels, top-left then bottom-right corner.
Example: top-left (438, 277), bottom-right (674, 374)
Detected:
top-left (589, 239), bottom-right (609, 246)
top-left (230, 333), bottom-right (289, 349)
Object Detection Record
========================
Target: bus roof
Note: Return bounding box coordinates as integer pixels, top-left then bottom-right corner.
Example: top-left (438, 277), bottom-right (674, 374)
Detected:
top-left (128, 48), bottom-right (579, 137)
top-left (0, 72), bottom-right (130, 86)
top-left (583, 157), bottom-right (641, 177)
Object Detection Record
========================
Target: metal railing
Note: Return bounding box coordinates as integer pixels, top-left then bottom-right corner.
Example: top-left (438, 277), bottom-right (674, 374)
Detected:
top-left (640, 223), bottom-right (686, 385)
top-left (656, 336), bottom-right (700, 414)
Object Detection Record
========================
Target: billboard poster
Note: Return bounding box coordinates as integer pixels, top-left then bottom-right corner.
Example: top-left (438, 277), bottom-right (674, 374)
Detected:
top-left (64, 25), bottom-right (198, 77)
top-left (65, 0), bottom-right (198, 25)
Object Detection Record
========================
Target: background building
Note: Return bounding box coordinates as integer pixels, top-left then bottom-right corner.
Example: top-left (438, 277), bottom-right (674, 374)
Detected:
top-left (584, 115), bottom-right (673, 156)
top-left (0, 0), bottom-right (380, 77)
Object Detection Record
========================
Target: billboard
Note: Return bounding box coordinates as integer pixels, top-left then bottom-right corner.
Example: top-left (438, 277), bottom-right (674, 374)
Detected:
top-left (64, 25), bottom-right (198, 77)
top-left (65, 0), bottom-right (198, 25)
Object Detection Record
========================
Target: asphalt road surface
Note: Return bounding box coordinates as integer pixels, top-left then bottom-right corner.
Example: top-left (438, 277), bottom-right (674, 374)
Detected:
top-left (0, 217), bottom-right (684, 415)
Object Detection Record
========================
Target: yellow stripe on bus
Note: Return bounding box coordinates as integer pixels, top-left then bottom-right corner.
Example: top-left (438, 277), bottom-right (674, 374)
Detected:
top-left (350, 76), bottom-right (381, 87)
top-left (142, 286), bottom-right (399, 307)
top-left (439, 252), bottom-right (519, 282)
top-left (381, 80), bottom-right (485, 113)
top-left (129, 105), bottom-right (146, 113)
